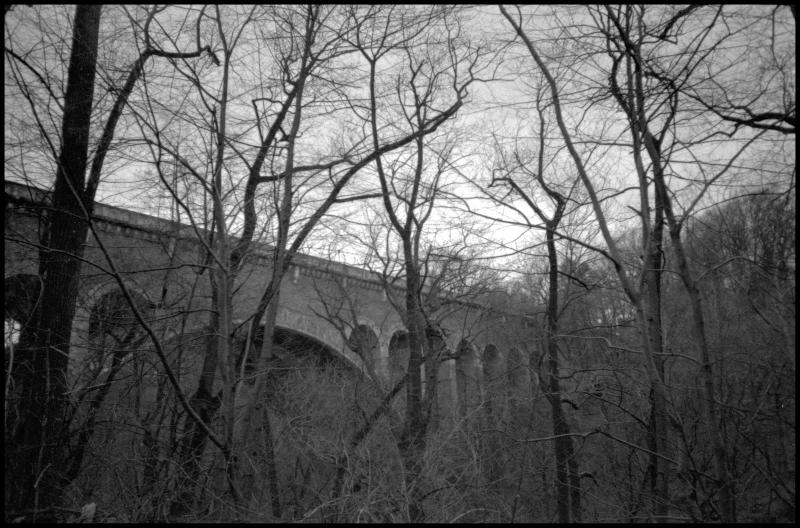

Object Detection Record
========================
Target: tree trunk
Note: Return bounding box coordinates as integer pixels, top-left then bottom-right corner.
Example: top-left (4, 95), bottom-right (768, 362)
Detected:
top-left (642, 184), bottom-right (670, 521)
top-left (543, 224), bottom-right (581, 523)
top-left (236, 278), bottom-right (284, 519)
top-left (258, 299), bottom-right (283, 518)
top-left (398, 257), bottom-right (429, 522)
top-left (171, 306), bottom-right (221, 514)
top-left (8, 4), bottom-right (101, 517)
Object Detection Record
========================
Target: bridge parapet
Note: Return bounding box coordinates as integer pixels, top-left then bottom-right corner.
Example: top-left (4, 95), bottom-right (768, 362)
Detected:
top-left (5, 180), bottom-right (386, 290)
top-left (6, 181), bottom-right (534, 322)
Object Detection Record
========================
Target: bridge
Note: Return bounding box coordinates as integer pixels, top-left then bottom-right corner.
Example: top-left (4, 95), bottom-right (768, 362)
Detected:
top-left (5, 180), bottom-right (537, 420)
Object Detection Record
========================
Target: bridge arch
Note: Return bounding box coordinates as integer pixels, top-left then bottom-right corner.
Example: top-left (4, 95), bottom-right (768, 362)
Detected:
top-left (232, 322), bottom-right (361, 387)
top-left (350, 316), bottom-right (381, 337)
top-left (274, 306), bottom-right (363, 372)
top-left (272, 325), bottom-right (345, 364)
top-left (69, 278), bottom-right (158, 385)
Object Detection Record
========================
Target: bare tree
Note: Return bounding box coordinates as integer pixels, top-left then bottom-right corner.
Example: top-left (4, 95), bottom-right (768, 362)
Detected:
top-left (662, 5), bottom-right (795, 136)
top-left (6, 10), bottom-right (102, 514)
top-left (117, 5), bottom-right (482, 518)
top-left (5, 4), bottom-right (220, 518)
top-left (597, 5), bottom-right (792, 520)
top-left (500, 4), bottom-right (676, 519)
top-left (366, 43), bottom-right (481, 524)
top-left (230, 7), bottom-right (480, 518)
top-left (490, 85), bottom-right (584, 521)
top-left (5, 4), bottom-right (791, 522)
top-left (499, 3), bottom-right (794, 521)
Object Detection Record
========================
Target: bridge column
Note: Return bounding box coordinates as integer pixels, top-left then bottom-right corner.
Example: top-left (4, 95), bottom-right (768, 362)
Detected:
top-left (425, 328), bottom-right (456, 428)
top-left (435, 358), bottom-right (458, 427)
top-left (456, 339), bottom-right (482, 420)
top-left (377, 335), bottom-right (392, 383)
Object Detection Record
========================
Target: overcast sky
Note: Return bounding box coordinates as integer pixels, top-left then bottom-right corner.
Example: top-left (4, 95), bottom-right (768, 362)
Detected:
top-left (5, 5), bottom-right (795, 279)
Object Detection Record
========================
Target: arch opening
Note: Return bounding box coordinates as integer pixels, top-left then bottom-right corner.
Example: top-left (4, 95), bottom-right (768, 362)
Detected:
top-left (236, 327), bottom-right (386, 514)
top-left (85, 288), bottom-right (153, 380)
top-left (4, 274), bottom-right (42, 351)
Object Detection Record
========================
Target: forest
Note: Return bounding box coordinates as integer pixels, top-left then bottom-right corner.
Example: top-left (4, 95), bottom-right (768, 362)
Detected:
top-left (3, 4), bottom-right (795, 523)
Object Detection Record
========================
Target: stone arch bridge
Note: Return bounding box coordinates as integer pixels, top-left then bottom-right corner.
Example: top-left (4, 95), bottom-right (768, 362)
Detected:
top-left (5, 180), bottom-right (538, 419)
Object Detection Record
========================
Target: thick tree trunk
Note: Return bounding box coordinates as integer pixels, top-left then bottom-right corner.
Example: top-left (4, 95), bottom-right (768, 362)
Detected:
top-left (8, 5), bottom-right (101, 517)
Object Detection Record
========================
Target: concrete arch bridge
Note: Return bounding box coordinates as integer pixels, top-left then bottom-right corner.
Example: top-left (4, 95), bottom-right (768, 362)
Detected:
top-left (5, 180), bottom-right (538, 421)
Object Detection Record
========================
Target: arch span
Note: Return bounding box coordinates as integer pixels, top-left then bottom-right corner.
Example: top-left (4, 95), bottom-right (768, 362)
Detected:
top-left (233, 323), bottom-right (360, 387)
top-left (273, 326), bottom-right (348, 366)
